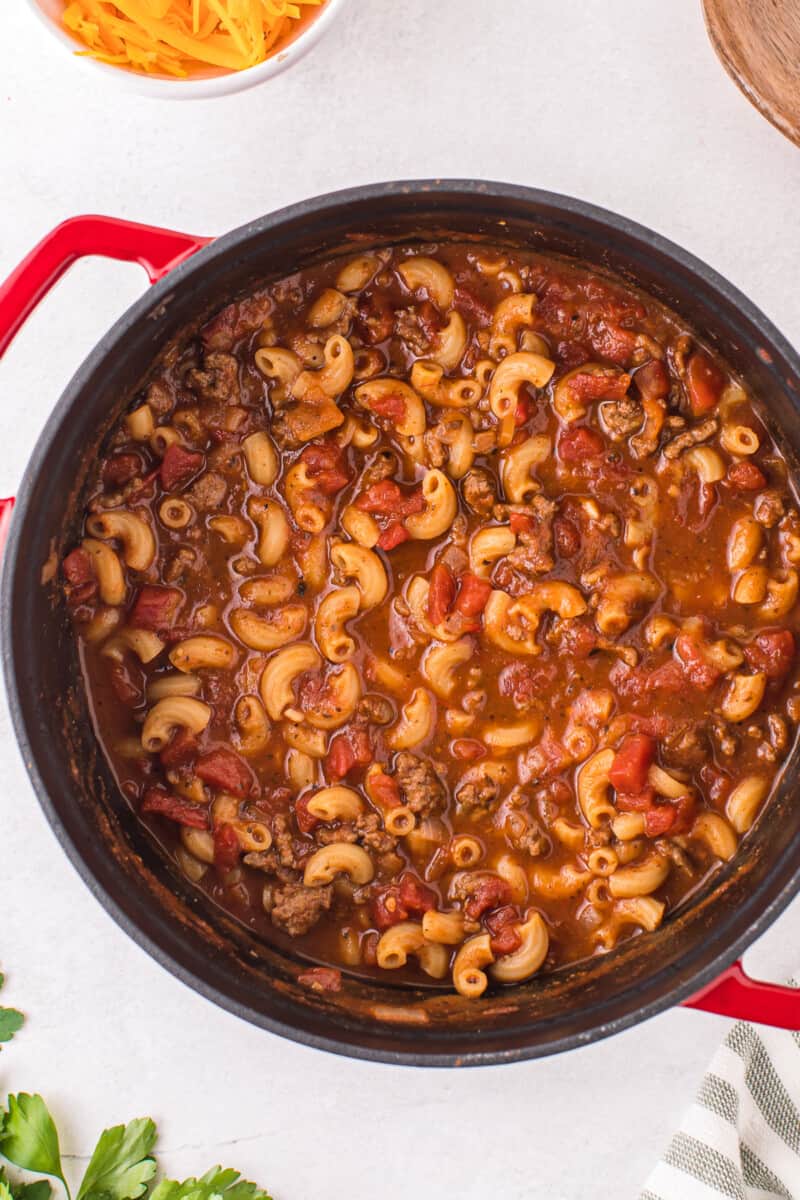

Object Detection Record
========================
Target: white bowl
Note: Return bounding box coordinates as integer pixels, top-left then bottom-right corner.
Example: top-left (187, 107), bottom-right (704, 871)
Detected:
top-left (25, 0), bottom-right (347, 99)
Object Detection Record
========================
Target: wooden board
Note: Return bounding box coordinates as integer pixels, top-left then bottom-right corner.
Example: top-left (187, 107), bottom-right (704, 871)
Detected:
top-left (703, 0), bottom-right (800, 149)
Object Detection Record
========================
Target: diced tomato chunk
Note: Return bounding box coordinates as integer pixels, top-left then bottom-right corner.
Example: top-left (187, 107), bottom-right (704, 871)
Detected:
top-left (356, 481), bottom-right (407, 515)
top-left (351, 728), bottom-right (373, 765)
top-left (142, 786), bottom-right (209, 829)
top-left (671, 793), bottom-right (697, 835)
top-left (369, 392), bottom-right (407, 423)
top-left (619, 786), bottom-right (694, 836)
top-left (591, 456), bottom-right (631, 487)
top-left (297, 966), bottom-right (342, 992)
top-left (451, 738), bottom-right (487, 761)
top-left (300, 441), bottom-right (344, 474)
top-left (213, 822), bottom-right (241, 870)
top-left (370, 771), bottom-right (401, 809)
top-left (297, 670), bottom-right (328, 714)
top-left (558, 619), bottom-right (598, 659)
top-left (129, 585), bottom-right (183, 632)
top-left (587, 321), bottom-right (637, 365)
top-left (644, 805), bottom-right (676, 837)
top-left (299, 441), bottom-right (351, 494)
top-left (608, 661), bottom-right (645, 701)
top-left (675, 634), bottom-right (721, 692)
top-left (196, 748), bottom-right (255, 798)
top-left (499, 661), bottom-right (557, 707)
top-left (62, 549), bottom-right (97, 604)
top-left (454, 572), bottom-right (492, 617)
top-left (159, 727), bottom-right (199, 769)
top-left (696, 479), bottom-right (717, 522)
top-left (554, 339), bottom-right (591, 367)
top-left (453, 285), bottom-right (493, 327)
top-left (567, 367), bottom-right (630, 403)
top-left (631, 660), bottom-right (685, 694)
top-left (651, 661), bottom-right (687, 692)
top-left (629, 713), bottom-right (673, 738)
top-left (686, 351), bottom-right (725, 417)
top-left (102, 452), bottom-right (143, 487)
top-left (558, 426), bottom-right (605, 463)
top-left (464, 876), bottom-right (512, 920)
top-left (643, 794), bottom-right (696, 836)
top-left (514, 393), bottom-right (532, 426)
top-left (509, 511), bottom-right (536, 535)
top-left (356, 481), bottom-right (424, 548)
top-left (727, 462), bottom-right (766, 491)
top-left (417, 300), bottom-right (444, 341)
top-left (634, 358), bottom-right (670, 402)
top-left (484, 904), bottom-right (518, 933)
top-left (612, 659), bottom-right (681, 699)
top-left (616, 786), bottom-right (657, 812)
top-left (700, 764), bottom-right (732, 807)
top-left (314, 469), bottom-right (351, 495)
top-left (369, 875), bottom-right (436, 932)
top-left (489, 924), bottom-right (523, 957)
top-left (398, 872), bottom-right (437, 915)
top-left (609, 734), bottom-right (656, 794)
top-left (325, 735), bottom-right (357, 780)
top-left (428, 563), bottom-right (456, 625)
top-left (160, 444), bottom-right (204, 491)
top-left (399, 490), bottom-right (426, 517)
top-left (62, 547), bottom-right (95, 588)
top-left (485, 905), bottom-right (523, 957)
top-left (554, 516), bottom-right (581, 558)
top-left (370, 885), bottom-right (407, 931)
top-left (744, 629), bottom-right (795, 679)
top-left (376, 521), bottom-right (410, 551)
top-left (200, 293), bottom-right (273, 351)
top-left (325, 727), bottom-right (372, 780)
top-left (517, 726), bottom-right (568, 785)
top-left (357, 293), bottom-right (394, 344)
top-left (294, 793), bottom-right (319, 834)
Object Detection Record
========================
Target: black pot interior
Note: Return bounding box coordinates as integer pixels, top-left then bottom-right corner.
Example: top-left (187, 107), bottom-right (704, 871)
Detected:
top-left (4, 181), bottom-right (800, 1064)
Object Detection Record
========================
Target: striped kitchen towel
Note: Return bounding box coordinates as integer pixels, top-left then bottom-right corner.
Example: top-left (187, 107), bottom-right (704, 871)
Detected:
top-left (641, 1012), bottom-right (800, 1199)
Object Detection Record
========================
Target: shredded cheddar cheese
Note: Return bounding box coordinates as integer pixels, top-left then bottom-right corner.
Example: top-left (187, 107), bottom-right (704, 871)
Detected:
top-left (61, 0), bottom-right (325, 77)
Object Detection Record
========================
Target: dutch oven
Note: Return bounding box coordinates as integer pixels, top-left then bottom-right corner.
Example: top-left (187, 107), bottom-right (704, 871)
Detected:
top-left (3, 180), bottom-right (800, 1064)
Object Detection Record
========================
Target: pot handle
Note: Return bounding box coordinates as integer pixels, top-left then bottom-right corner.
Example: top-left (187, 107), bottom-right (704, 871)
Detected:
top-left (683, 959), bottom-right (800, 1028)
top-left (0, 497), bottom-right (14, 557)
top-left (0, 215), bottom-right (211, 356)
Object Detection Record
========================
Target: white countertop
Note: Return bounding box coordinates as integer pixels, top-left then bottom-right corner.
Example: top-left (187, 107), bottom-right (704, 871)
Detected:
top-left (2, 3), bottom-right (800, 1197)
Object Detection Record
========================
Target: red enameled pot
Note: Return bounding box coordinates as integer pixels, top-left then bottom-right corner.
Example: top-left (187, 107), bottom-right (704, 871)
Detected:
top-left (2, 182), bottom-right (800, 1065)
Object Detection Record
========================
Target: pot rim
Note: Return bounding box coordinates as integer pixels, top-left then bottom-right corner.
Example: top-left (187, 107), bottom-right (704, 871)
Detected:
top-left (5, 178), bottom-right (800, 1065)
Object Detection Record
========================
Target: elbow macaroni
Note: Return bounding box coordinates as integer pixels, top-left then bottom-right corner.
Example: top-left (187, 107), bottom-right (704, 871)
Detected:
top-left (65, 242), bottom-right (800, 1002)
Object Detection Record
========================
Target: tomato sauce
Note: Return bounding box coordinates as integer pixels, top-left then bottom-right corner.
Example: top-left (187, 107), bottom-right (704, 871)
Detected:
top-left (62, 243), bottom-right (800, 996)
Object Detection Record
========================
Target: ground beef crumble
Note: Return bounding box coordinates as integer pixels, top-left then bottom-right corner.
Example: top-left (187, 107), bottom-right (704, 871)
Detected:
top-left (601, 395), bottom-right (643, 438)
top-left (186, 352), bottom-right (240, 403)
top-left (273, 813), bottom-right (304, 869)
top-left (461, 467), bottom-right (497, 516)
top-left (456, 768), bottom-right (501, 812)
top-left (186, 472), bottom-right (227, 510)
top-left (393, 751), bottom-right (445, 816)
top-left (501, 496), bottom-right (556, 580)
top-left (269, 882), bottom-right (333, 936)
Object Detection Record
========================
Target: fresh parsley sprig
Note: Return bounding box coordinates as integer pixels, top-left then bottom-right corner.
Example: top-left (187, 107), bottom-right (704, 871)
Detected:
top-left (0, 977), bottom-right (24, 1049)
top-left (0, 1095), bottom-right (63, 1198)
top-left (0, 973), bottom-right (271, 1200)
top-left (1, 1167), bottom-right (52, 1200)
top-left (0, 1095), bottom-right (271, 1200)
